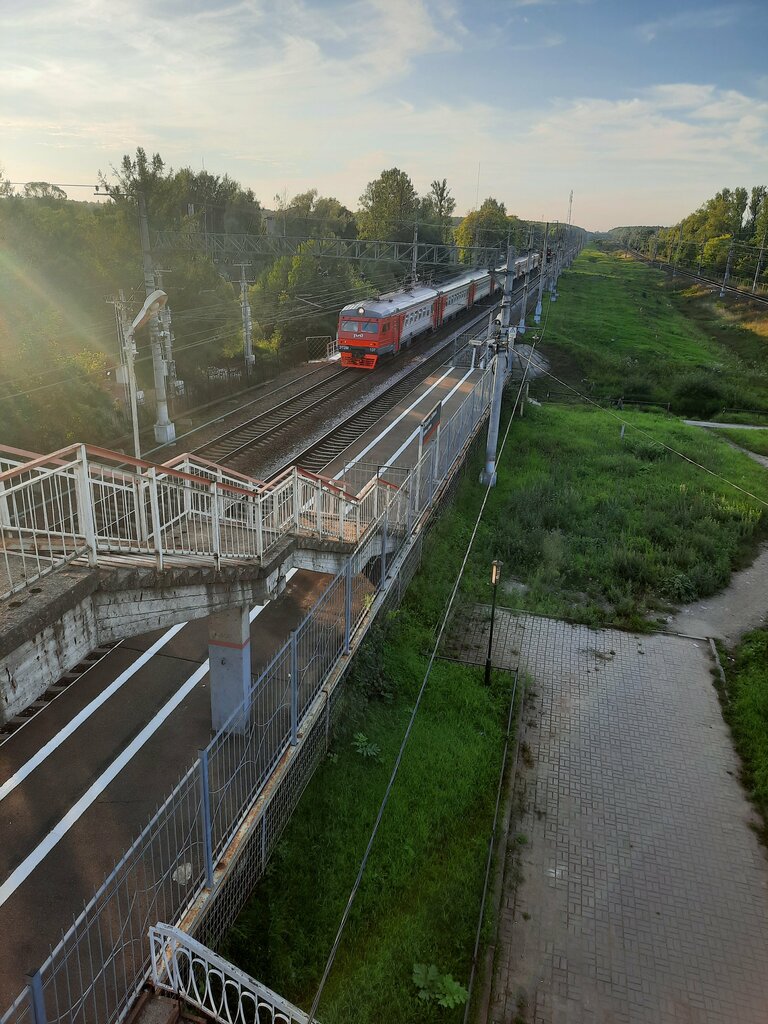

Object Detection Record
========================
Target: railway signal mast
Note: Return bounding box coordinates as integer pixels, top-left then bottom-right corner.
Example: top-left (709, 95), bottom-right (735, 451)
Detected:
top-left (137, 193), bottom-right (176, 443)
top-left (534, 222), bottom-right (550, 324)
top-left (480, 253), bottom-right (516, 487)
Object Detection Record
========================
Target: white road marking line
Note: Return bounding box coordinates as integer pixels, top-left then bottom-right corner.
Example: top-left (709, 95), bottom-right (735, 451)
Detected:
top-left (0, 660), bottom-right (208, 907)
top-left (0, 624), bottom-right (186, 804)
top-left (0, 569), bottom-right (300, 805)
top-left (380, 368), bottom-right (476, 470)
top-left (332, 366), bottom-right (456, 480)
top-left (0, 570), bottom-right (301, 905)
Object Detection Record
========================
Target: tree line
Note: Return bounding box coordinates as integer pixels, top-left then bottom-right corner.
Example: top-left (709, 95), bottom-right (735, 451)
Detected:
top-left (603, 185), bottom-right (768, 284)
top-left (0, 150), bottom-right (551, 451)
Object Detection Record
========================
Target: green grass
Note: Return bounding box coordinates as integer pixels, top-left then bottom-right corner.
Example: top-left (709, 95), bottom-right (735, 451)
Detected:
top-left (539, 249), bottom-right (768, 416)
top-left (712, 427), bottom-right (768, 457)
top-left (222, 596), bottom-right (511, 1023)
top-left (723, 629), bottom-right (768, 832)
top-left (220, 247), bottom-right (768, 1010)
top-left (422, 404), bottom-right (768, 630)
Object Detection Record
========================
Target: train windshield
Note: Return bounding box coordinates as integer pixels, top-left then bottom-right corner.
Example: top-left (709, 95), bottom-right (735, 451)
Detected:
top-left (340, 320), bottom-right (378, 333)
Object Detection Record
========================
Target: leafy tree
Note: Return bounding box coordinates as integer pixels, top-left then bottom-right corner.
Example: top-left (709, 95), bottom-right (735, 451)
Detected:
top-left (0, 162), bottom-right (14, 197)
top-left (249, 243), bottom-right (367, 356)
top-left (275, 188), bottom-right (356, 238)
top-left (23, 182), bottom-right (68, 200)
top-left (454, 197), bottom-right (510, 262)
top-left (413, 179), bottom-right (457, 246)
top-left (357, 167), bottom-right (418, 241)
top-left (747, 187), bottom-right (767, 239)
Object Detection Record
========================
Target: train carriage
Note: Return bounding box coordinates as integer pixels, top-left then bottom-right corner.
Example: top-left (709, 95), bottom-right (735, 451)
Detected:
top-left (338, 254), bottom-right (540, 370)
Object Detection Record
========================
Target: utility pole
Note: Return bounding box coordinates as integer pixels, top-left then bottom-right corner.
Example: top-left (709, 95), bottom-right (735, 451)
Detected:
top-left (480, 255), bottom-right (516, 487)
top-left (411, 220), bottom-right (419, 285)
top-left (534, 222), bottom-right (550, 324)
top-left (517, 226), bottom-right (534, 333)
top-left (673, 225), bottom-right (683, 278)
top-left (137, 191), bottom-right (175, 444)
top-left (550, 222), bottom-right (561, 302)
top-left (236, 263), bottom-right (255, 375)
top-left (753, 232), bottom-right (766, 294)
top-left (720, 243), bottom-right (734, 298)
top-left (115, 290), bottom-right (142, 460)
top-left (498, 244), bottom-right (516, 333)
top-left (154, 268), bottom-right (178, 403)
top-left (479, 336), bottom-right (510, 488)
top-left (566, 190), bottom-right (573, 267)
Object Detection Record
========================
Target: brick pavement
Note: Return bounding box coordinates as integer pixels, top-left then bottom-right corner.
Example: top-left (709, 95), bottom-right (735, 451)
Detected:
top-left (463, 610), bottom-right (768, 1023)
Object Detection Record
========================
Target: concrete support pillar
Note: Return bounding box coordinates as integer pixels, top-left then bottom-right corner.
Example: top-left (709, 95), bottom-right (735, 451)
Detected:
top-left (209, 603), bottom-right (251, 733)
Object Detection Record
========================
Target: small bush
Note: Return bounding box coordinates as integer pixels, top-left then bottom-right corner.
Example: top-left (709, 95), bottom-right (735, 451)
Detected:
top-left (672, 371), bottom-right (727, 418)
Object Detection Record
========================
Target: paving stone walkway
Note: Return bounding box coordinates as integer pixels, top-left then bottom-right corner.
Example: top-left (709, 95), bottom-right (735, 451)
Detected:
top-left (463, 610), bottom-right (768, 1024)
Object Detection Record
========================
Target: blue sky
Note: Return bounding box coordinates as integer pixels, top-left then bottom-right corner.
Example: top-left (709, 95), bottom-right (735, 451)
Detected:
top-left (1, 0), bottom-right (766, 230)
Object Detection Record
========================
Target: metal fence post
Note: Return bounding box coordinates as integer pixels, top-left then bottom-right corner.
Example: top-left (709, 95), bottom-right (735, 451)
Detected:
top-left (198, 749), bottom-right (215, 889)
top-left (148, 467), bottom-right (165, 571)
top-left (74, 444), bottom-right (98, 566)
top-left (262, 806), bottom-right (268, 872)
top-left (290, 631), bottom-right (298, 745)
top-left (293, 467), bottom-right (301, 531)
top-left (25, 971), bottom-right (47, 1024)
top-left (381, 507), bottom-right (389, 582)
top-left (210, 482), bottom-right (221, 570)
top-left (344, 559), bottom-right (352, 654)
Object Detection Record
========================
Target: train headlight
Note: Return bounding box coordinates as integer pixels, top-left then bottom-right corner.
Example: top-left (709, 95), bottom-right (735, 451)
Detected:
top-left (357, 306), bottom-right (365, 315)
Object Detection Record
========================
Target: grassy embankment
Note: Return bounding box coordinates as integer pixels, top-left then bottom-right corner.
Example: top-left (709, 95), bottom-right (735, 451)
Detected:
top-left (713, 427), bottom-right (768, 457)
top-left (222, 248), bottom-right (768, 1011)
top-left (538, 248), bottom-right (768, 417)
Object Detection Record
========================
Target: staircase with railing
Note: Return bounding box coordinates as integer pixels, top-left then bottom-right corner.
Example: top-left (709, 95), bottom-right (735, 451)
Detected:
top-left (0, 445), bottom-right (398, 601)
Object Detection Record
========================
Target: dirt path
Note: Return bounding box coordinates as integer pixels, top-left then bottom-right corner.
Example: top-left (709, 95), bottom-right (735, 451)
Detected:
top-left (666, 542), bottom-right (768, 644)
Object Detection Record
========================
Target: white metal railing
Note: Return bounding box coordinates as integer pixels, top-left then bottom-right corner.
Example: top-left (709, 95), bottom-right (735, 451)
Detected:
top-left (150, 924), bottom-right (309, 1024)
top-left (0, 445), bottom-right (398, 599)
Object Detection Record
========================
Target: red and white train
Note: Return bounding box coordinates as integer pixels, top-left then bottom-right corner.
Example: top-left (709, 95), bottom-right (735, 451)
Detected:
top-left (337, 253), bottom-right (539, 369)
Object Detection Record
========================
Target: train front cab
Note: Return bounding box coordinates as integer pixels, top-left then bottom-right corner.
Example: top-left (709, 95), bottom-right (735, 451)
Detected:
top-left (338, 312), bottom-right (397, 369)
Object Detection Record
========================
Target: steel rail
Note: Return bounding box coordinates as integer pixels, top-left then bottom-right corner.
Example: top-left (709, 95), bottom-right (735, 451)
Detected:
top-left (143, 362), bottom-right (346, 459)
top-left (194, 368), bottom-right (352, 462)
top-left (284, 275), bottom-right (541, 476)
top-left (290, 333), bottom-right (480, 475)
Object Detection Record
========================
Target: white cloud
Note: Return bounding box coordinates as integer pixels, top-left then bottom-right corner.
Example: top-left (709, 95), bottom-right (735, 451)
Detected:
top-left (1, 1), bottom-right (765, 230)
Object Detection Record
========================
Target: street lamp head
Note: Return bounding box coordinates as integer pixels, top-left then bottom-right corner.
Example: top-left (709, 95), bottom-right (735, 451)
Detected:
top-left (127, 289), bottom-right (168, 338)
top-left (491, 559), bottom-right (503, 585)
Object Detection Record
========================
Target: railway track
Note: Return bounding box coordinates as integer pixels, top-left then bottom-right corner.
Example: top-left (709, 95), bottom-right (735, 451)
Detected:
top-left (193, 367), bottom-right (352, 463)
top-left (146, 362), bottom-right (345, 459)
top-left (196, 269), bottom-right (542, 474)
top-left (289, 328), bottom-right (480, 475)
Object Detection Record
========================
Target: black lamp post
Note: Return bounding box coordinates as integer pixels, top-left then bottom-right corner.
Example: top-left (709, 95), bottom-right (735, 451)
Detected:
top-left (484, 559), bottom-right (502, 685)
